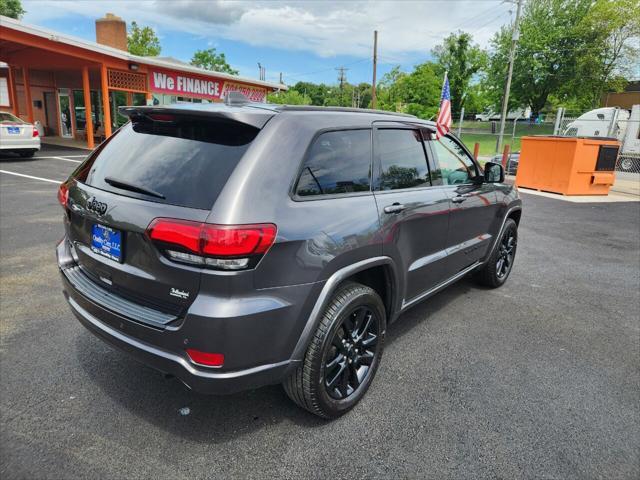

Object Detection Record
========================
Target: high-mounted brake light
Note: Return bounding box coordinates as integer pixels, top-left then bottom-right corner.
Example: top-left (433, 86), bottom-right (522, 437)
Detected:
top-left (57, 182), bottom-right (69, 208)
top-left (148, 113), bottom-right (176, 122)
top-left (146, 218), bottom-right (277, 270)
top-left (186, 348), bottom-right (224, 368)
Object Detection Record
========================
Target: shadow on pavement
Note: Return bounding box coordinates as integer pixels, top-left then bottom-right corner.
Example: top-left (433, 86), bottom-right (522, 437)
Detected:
top-left (74, 276), bottom-right (479, 443)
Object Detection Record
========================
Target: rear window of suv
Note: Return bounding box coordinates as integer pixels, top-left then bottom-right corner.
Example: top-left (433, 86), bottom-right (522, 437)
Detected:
top-left (295, 129), bottom-right (372, 197)
top-left (74, 115), bottom-right (259, 210)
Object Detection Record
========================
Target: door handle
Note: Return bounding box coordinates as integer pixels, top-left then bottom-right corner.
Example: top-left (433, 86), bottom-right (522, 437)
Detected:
top-left (451, 195), bottom-right (468, 204)
top-left (384, 203), bottom-right (406, 214)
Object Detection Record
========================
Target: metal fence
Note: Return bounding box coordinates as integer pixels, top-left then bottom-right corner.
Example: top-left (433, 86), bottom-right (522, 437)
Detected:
top-left (454, 106), bottom-right (640, 175)
top-left (554, 107), bottom-right (640, 174)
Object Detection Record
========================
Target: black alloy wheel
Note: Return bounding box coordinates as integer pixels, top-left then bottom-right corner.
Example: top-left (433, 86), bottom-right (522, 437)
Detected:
top-left (283, 282), bottom-right (386, 418)
top-left (496, 228), bottom-right (517, 279)
top-left (324, 305), bottom-right (379, 400)
top-left (474, 217), bottom-right (518, 288)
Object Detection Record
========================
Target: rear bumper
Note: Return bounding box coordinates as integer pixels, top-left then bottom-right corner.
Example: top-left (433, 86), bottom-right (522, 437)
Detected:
top-left (64, 288), bottom-right (294, 394)
top-left (57, 239), bottom-right (311, 395)
top-left (0, 137), bottom-right (40, 150)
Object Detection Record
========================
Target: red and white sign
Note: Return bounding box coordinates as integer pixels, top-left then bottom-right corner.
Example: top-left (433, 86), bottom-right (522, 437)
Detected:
top-left (150, 69), bottom-right (267, 102)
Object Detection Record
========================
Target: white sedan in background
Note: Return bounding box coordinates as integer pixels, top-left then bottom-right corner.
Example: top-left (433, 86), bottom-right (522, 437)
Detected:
top-left (0, 111), bottom-right (41, 158)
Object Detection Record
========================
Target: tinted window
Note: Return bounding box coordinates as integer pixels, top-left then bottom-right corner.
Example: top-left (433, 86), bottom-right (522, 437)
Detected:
top-left (431, 135), bottom-right (478, 185)
top-left (295, 129), bottom-right (371, 197)
top-left (75, 117), bottom-right (258, 210)
top-left (377, 129), bottom-right (430, 190)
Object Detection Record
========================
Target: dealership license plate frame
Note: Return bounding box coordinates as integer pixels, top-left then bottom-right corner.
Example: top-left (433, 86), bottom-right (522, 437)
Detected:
top-left (91, 224), bottom-right (123, 262)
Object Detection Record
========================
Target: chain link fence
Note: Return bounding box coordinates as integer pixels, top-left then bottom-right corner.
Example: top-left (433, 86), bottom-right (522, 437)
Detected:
top-left (555, 106), bottom-right (640, 174)
top-left (454, 105), bottom-right (640, 176)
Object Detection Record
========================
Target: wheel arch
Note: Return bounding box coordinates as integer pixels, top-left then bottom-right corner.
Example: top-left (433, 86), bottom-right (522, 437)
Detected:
top-left (289, 257), bottom-right (399, 362)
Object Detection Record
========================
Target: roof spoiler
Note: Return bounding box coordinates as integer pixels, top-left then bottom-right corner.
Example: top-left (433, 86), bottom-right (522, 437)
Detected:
top-left (119, 104), bottom-right (274, 130)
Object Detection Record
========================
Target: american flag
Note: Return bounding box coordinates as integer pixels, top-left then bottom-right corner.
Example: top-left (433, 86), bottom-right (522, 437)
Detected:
top-left (435, 74), bottom-right (451, 139)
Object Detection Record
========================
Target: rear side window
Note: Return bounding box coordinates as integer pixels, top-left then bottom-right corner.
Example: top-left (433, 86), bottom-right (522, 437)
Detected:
top-left (376, 129), bottom-right (430, 190)
top-left (295, 129), bottom-right (372, 197)
top-left (75, 117), bottom-right (258, 210)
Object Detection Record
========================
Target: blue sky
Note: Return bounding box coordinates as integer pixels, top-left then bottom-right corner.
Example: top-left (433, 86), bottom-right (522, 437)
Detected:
top-left (21, 0), bottom-right (513, 86)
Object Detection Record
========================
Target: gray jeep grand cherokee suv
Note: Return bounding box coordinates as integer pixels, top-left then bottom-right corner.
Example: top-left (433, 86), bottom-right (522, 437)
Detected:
top-left (57, 100), bottom-right (522, 418)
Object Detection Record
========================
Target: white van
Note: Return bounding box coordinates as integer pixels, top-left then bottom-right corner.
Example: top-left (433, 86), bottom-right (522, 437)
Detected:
top-left (563, 106), bottom-right (639, 171)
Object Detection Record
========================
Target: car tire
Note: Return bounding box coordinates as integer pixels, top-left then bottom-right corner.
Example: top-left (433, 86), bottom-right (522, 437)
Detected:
top-left (474, 218), bottom-right (518, 288)
top-left (19, 150), bottom-right (35, 158)
top-left (283, 282), bottom-right (386, 419)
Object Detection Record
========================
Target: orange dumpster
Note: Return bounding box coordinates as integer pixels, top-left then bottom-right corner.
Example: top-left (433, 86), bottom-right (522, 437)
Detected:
top-left (516, 136), bottom-right (620, 195)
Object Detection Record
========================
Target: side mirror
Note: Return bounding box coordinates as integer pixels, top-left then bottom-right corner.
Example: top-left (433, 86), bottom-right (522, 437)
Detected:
top-left (484, 162), bottom-right (504, 183)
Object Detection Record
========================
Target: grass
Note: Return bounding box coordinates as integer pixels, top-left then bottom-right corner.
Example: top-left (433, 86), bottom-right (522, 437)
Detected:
top-left (459, 133), bottom-right (521, 157)
top-left (454, 122), bottom-right (556, 157)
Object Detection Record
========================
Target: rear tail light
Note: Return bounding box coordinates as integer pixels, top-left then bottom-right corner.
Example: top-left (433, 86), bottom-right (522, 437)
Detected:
top-left (186, 349), bottom-right (224, 368)
top-left (57, 182), bottom-right (69, 209)
top-left (32, 127), bottom-right (39, 137)
top-left (147, 218), bottom-right (276, 270)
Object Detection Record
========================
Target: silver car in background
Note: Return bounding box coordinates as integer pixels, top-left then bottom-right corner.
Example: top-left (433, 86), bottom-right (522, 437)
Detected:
top-left (0, 111), bottom-right (41, 158)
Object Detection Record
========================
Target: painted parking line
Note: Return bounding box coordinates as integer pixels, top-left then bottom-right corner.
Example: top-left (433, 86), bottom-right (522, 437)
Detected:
top-left (51, 156), bottom-right (82, 163)
top-left (0, 170), bottom-right (62, 184)
top-left (31, 156), bottom-right (83, 163)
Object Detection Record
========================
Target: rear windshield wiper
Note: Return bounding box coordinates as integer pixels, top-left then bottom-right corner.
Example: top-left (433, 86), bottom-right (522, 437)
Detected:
top-left (104, 176), bottom-right (165, 199)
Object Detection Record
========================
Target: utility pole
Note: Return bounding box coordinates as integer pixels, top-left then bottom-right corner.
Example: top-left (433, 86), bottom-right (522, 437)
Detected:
top-left (279, 72), bottom-right (283, 84)
top-left (335, 66), bottom-right (348, 89)
top-left (335, 66), bottom-right (349, 106)
top-left (495, 0), bottom-right (523, 154)
top-left (371, 30), bottom-right (378, 109)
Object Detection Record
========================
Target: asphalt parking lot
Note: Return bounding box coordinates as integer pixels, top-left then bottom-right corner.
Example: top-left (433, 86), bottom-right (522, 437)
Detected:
top-left (1, 145), bottom-right (639, 479)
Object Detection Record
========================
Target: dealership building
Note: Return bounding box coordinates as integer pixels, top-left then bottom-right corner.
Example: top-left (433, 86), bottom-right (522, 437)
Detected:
top-left (0, 13), bottom-right (285, 148)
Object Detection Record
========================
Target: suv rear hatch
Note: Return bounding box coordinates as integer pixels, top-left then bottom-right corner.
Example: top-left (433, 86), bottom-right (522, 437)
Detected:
top-left (61, 106), bottom-right (273, 323)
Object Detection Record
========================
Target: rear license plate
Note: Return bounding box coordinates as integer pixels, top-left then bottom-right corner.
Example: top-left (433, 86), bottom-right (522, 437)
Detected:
top-left (91, 224), bottom-right (123, 262)
top-left (7, 126), bottom-right (20, 134)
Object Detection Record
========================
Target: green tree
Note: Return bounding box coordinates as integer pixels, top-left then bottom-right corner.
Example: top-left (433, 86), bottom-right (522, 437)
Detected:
top-left (570, 0), bottom-right (640, 109)
top-left (484, 0), bottom-right (636, 114)
top-left (0, 0), bottom-right (25, 18)
top-left (289, 82), bottom-right (332, 105)
top-left (190, 48), bottom-right (238, 75)
top-left (377, 62), bottom-right (441, 119)
top-left (267, 90), bottom-right (312, 105)
top-left (127, 21), bottom-right (161, 56)
top-left (432, 31), bottom-right (488, 116)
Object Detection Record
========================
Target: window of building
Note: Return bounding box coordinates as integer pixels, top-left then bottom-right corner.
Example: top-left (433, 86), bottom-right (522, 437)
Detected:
top-left (0, 78), bottom-right (9, 107)
top-left (72, 90), bottom-right (102, 133)
top-left (295, 129), bottom-right (372, 197)
top-left (376, 129), bottom-right (430, 190)
top-left (431, 135), bottom-right (478, 185)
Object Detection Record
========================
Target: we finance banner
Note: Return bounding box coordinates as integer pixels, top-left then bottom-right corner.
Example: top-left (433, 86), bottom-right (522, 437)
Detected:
top-left (150, 69), bottom-right (267, 102)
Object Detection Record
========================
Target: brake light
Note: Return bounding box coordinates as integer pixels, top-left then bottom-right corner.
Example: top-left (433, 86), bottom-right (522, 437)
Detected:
top-left (147, 218), bottom-right (276, 270)
top-left (186, 349), bottom-right (224, 367)
top-left (148, 113), bottom-right (175, 122)
top-left (32, 127), bottom-right (39, 137)
top-left (57, 182), bottom-right (69, 208)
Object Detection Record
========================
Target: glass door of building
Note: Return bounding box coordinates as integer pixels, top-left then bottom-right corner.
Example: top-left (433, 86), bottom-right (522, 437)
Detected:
top-left (58, 89), bottom-right (72, 138)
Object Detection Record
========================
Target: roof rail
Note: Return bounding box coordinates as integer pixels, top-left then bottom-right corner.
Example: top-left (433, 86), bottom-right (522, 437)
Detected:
top-left (276, 105), bottom-right (416, 118)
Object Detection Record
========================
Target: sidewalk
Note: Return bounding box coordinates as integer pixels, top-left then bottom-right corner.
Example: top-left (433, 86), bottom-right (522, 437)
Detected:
top-left (612, 172), bottom-right (640, 196)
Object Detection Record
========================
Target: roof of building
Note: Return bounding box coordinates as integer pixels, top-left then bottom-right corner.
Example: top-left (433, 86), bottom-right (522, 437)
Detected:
top-left (0, 15), bottom-right (286, 91)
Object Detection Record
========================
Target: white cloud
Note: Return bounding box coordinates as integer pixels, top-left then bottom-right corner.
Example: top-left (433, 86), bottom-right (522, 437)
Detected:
top-left (22, 0), bottom-right (512, 61)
